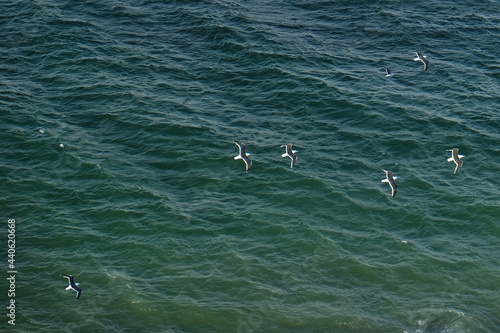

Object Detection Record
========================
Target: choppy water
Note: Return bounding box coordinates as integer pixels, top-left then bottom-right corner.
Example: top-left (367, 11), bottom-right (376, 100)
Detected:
top-left (1, 0), bottom-right (500, 332)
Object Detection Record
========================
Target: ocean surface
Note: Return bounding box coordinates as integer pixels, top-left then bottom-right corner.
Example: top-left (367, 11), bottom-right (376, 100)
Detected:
top-left (1, 0), bottom-right (500, 332)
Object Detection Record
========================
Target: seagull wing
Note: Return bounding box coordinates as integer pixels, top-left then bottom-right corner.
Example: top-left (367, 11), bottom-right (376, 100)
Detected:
top-left (75, 288), bottom-right (82, 300)
top-left (61, 274), bottom-right (72, 283)
top-left (391, 183), bottom-right (398, 198)
top-left (234, 141), bottom-right (243, 155)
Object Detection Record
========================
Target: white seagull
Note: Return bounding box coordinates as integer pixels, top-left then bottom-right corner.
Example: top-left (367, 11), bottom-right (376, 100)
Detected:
top-left (234, 140), bottom-right (252, 172)
top-left (384, 67), bottom-right (394, 77)
top-left (381, 170), bottom-right (398, 198)
top-left (61, 274), bottom-right (82, 300)
top-left (446, 148), bottom-right (465, 173)
top-left (413, 51), bottom-right (429, 71)
top-left (281, 144), bottom-right (298, 168)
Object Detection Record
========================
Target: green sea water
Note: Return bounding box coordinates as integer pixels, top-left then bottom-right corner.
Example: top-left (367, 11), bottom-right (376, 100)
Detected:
top-left (1, 0), bottom-right (500, 332)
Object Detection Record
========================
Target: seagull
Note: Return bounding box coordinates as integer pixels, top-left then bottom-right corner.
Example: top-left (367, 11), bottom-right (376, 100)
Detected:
top-left (234, 140), bottom-right (252, 172)
top-left (384, 67), bottom-right (394, 77)
top-left (413, 51), bottom-right (429, 71)
top-left (61, 274), bottom-right (82, 300)
top-left (446, 148), bottom-right (465, 173)
top-left (381, 170), bottom-right (398, 198)
top-left (281, 144), bottom-right (298, 168)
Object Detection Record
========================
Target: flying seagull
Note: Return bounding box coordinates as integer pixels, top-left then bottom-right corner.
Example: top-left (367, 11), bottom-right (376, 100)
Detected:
top-left (61, 274), bottom-right (82, 300)
top-left (281, 144), bottom-right (298, 168)
top-left (413, 51), bottom-right (429, 71)
top-left (381, 170), bottom-right (398, 198)
top-left (384, 67), bottom-right (394, 77)
top-left (234, 140), bottom-right (252, 172)
top-left (446, 148), bottom-right (465, 173)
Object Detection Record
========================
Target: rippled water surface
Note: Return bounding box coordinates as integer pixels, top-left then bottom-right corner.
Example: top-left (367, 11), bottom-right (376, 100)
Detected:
top-left (1, 0), bottom-right (500, 332)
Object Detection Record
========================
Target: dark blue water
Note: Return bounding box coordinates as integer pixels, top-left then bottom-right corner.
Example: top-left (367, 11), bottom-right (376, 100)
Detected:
top-left (1, 0), bottom-right (500, 332)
